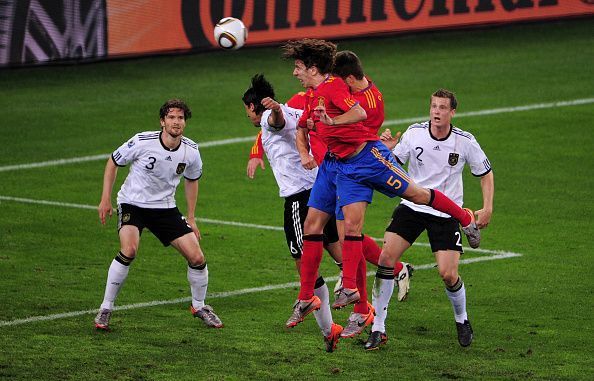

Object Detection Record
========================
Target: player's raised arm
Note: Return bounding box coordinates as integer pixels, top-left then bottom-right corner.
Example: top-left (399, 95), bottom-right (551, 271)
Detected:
top-left (98, 158), bottom-right (118, 225)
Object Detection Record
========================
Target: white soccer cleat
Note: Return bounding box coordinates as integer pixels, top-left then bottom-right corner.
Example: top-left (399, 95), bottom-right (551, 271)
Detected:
top-left (396, 263), bottom-right (414, 302)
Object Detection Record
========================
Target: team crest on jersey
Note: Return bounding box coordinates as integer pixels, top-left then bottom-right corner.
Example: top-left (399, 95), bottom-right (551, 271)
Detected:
top-left (317, 97), bottom-right (325, 107)
top-left (448, 153), bottom-right (459, 166)
top-left (176, 163), bottom-right (187, 174)
top-left (122, 213), bottom-right (131, 223)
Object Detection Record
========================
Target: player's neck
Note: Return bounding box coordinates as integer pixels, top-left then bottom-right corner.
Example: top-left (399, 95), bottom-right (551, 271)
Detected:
top-left (350, 77), bottom-right (369, 93)
top-left (310, 73), bottom-right (326, 88)
top-left (161, 131), bottom-right (182, 150)
top-left (430, 123), bottom-right (451, 139)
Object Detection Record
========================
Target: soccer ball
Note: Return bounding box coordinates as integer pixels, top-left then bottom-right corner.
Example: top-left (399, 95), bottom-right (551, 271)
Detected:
top-left (213, 17), bottom-right (247, 50)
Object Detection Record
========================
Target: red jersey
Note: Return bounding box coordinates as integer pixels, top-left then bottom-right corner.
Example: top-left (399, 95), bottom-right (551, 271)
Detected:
top-left (298, 75), bottom-right (377, 159)
top-left (351, 80), bottom-right (384, 136)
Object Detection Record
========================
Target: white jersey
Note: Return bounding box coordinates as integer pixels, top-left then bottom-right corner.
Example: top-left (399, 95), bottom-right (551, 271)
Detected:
top-left (112, 131), bottom-right (203, 208)
top-left (260, 104), bottom-right (318, 198)
top-left (393, 121), bottom-right (491, 217)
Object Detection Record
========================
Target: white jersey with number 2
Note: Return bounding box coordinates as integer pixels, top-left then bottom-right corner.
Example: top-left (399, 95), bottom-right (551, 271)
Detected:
top-left (393, 121), bottom-right (492, 218)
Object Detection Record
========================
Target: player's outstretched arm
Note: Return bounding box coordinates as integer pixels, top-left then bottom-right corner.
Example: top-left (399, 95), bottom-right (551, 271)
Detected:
top-left (475, 171), bottom-right (494, 229)
top-left (98, 158), bottom-right (118, 225)
top-left (184, 178), bottom-right (201, 240)
top-left (380, 128), bottom-right (401, 150)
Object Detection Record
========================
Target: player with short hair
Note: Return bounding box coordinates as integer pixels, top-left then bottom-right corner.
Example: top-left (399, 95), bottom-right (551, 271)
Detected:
top-left (94, 99), bottom-right (223, 330)
top-left (281, 39), bottom-right (481, 339)
top-left (242, 74), bottom-right (343, 352)
top-left (364, 89), bottom-right (494, 350)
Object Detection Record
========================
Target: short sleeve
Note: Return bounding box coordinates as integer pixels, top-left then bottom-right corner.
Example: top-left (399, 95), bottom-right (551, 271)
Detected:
top-left (466, 135), bottom-right (492, 177)
top-left (111, 134), bottom-right (139, 167)
top-left (184, 148), bottom-right (203, 181)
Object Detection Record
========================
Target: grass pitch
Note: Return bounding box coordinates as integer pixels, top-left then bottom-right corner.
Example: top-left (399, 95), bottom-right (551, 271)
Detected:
top-left (1, 18), bottom-right (593, 380)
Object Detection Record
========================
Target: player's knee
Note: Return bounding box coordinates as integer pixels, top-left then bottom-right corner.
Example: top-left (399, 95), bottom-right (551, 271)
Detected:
top-left (187, 252), bottom-right (205, 268)
top-left (439, 269), bottom-right (458, 285)
top-left (120, 244), bottom-right (138, 258)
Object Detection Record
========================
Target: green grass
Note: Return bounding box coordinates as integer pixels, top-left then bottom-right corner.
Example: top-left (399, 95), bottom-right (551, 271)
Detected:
top-left (1, 18), bottom-right (593, 380)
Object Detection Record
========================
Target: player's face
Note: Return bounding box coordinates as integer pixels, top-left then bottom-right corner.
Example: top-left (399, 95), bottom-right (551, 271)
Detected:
top-left (293, 60), bottom-right (314, 88)
top-left (430, 96), bottom-right (455, 128)
top-left (161, 108), bottom-right (186, 138)
top-left (244, 104), bottom-right (261, 126)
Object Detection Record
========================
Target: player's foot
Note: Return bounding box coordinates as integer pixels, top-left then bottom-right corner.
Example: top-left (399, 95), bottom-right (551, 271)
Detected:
top-left (396, 263), bottom-right (414, 302)
top-left (285, 296), bottom-right (321, 328)
top-left (341, 304), bottom-right (375, 338)
top-left (333, 271), bottom-right (343, 298)
top-left (191, 305), bottom-right (224, 328)
top-left (94, 308), bottom-right (112, 331)
top-left (364, 330), bottom-right (388, 351)
top-left (324, 323), bottom-right (343, 353)
top-left (461, 208), bottom-right (481, 248)
top-left (331, 287), bottom-right (360, 309)
top-left (456, 319), bottom-right (473, 347)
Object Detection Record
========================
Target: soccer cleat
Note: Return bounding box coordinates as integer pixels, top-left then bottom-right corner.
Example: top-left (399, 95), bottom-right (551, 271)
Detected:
top-left (456, 319), bottom-right (473, 347)
top-left (94, 308), bottom-right (112, 331)
top-left (191, 305), bottom-right (224, 328)
top-left (340, 304), bottom-right (375, 338)
top-left (364, 330), bottom-right (388, 351)
top-left (331, 287), bottom-right (360, 309)
top-left (285, 296), bottom-right (321, 328)
top-left (324, 323), bottom-right (343, 352)
top-left (461, 208), bottom-right (481, 248)
top-left (396, 263), bottom-right (414, 302)
top-left (333, 271), bottom-right (343, 298)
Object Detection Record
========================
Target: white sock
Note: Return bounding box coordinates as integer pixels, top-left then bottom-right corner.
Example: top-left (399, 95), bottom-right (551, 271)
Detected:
top-left (313, 283), bottom-right (333, 336)
top-left (187, 264), bottom-right (208, 310)
top-left (446, 280), bottom-right (468, 323)
top-left (100, 259), bottom-right (130, 310)
top-left (371, 274), bottom-right (395, 333)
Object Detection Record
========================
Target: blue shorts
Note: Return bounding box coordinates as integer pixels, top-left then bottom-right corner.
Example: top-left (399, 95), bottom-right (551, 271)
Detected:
top-left (336, 141), bottom-right (411, 209)
top-left (307, 154), bottom-right (342, 218)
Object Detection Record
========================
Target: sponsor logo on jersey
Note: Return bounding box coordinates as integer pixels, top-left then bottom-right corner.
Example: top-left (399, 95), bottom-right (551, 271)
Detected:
top-left (448, 153), bottom-right (459, 166)
top-left (165, 156), bottom-right (172, 161)
top-left (176, 163), bottom-right (187, 174)
top-left (433, 145), bottom-right (440, 151)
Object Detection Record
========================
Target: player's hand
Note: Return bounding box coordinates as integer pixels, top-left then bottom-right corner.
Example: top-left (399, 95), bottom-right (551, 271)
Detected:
top-left (306, 118), bottom-right (316, 131)
top-left (475, 208), bottom-right (492, 229)
top-left (246, 158), bottom-right (265, 179)
top-left (380, 128), bottom-right (401, 150)
top-left (98, 199), bottom-right (113, 225)
top-left (301, 154), bottom-right (318, 170)
top-left (261, 97), bottom-right (281, 112)
top-left (187, 218), bottom-right (202, 240)
top-left (314, 105), bottom-right (333, 125)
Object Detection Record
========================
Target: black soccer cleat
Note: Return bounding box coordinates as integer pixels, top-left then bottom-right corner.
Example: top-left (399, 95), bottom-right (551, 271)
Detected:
top-left (456, 319), bottom-right (473, 347)
top-left (364, 331), bottom-right (388, 351)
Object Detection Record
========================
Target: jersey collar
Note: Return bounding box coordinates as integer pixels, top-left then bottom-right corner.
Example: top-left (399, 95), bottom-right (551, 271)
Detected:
top-left (428, 121), bottom-right (453, 141)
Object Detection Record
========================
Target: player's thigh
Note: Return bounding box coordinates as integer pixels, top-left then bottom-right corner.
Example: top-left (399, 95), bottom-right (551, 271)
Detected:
top-left (146, 207), bottom-right (194, 246)
top-left (307, 158), bottom-right (337, 216)
top-left (171, 232), bottom-right (204, 265)
top-left (380, 232), bottom-right (411, 267)
top-left (283, 190), bottom-right (310, 259)
top-left (116, 203), bottom-right (145, 256)
top-left (385, 205), bottom-right (425, 246)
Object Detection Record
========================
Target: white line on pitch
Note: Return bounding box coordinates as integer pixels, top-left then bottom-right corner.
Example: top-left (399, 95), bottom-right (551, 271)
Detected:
top-left (0, 252), bottom-right (521, 328)
top-left (1, 97), bottom-right (592, 173)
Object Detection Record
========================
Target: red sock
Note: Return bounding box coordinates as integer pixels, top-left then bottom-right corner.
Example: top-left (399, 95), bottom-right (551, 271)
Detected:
top-left (430, 189), bottom-right (471, 226)
top-left (353, 257), bottom-right (369, 314)
top-left (394, 261), bottom-right (403, 275)
top-left (298, 235), bottom-right (324, 300)
top-left (342, 235), bottom-right (363, 290)
top-left (362, 234), bottom-right (380, 266)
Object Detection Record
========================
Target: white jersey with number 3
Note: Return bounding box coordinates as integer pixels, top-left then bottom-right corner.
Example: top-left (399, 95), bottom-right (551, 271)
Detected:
top-left (111, 131), bottom-right (203, 208)
top-left (393, 121), bottom-right (491, 217)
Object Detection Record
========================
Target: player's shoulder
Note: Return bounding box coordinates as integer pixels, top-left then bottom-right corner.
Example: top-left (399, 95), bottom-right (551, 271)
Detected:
top-left (406, 121), bottom-right (430, 133)
top-left (130, 130), bottom-right (160, 147)
top-left (451, 125), bottom-right (476, 141)
top-left (181, 136), bottom-right (199, 151)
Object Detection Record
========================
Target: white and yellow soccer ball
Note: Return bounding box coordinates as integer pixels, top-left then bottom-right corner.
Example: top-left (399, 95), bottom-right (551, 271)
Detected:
top-left (213, 17), bottom-right (247, 50)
